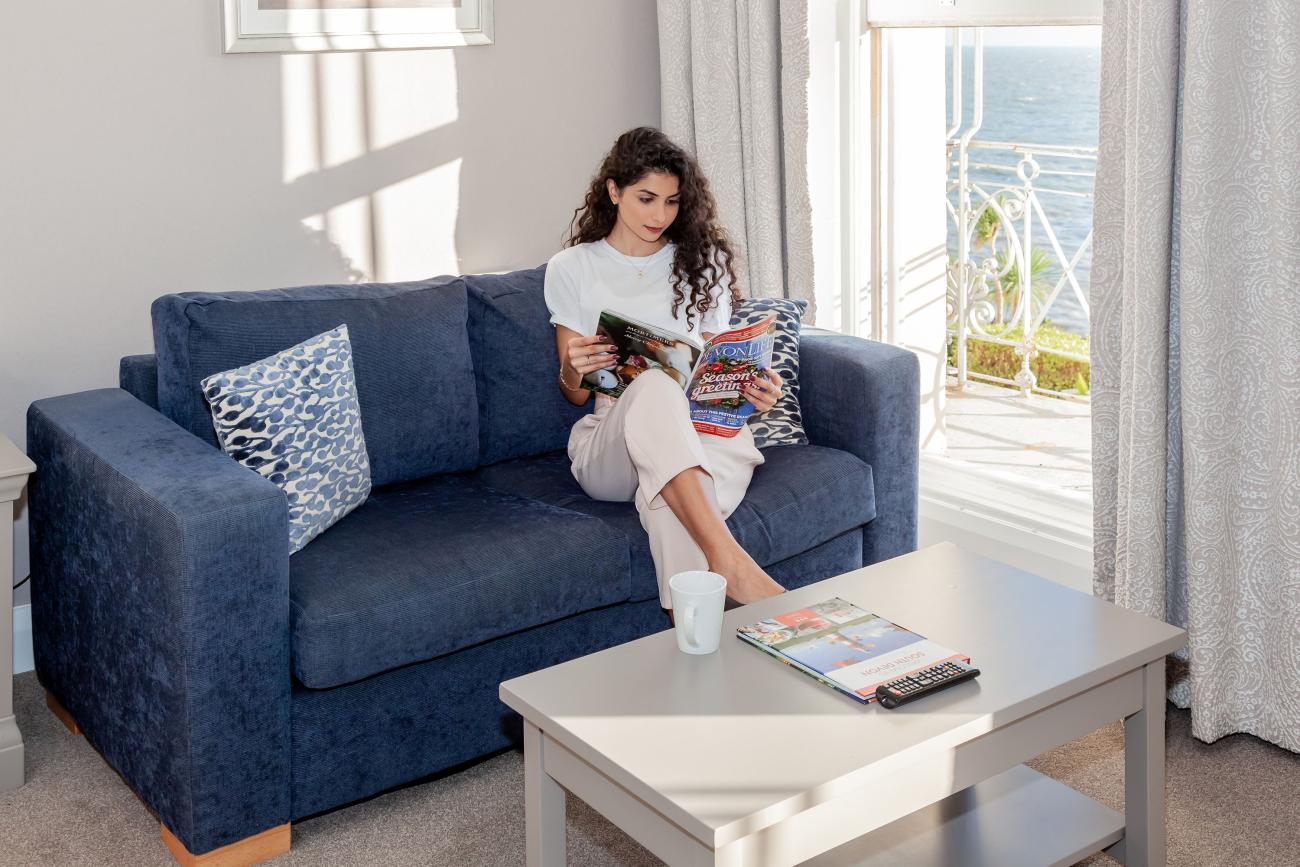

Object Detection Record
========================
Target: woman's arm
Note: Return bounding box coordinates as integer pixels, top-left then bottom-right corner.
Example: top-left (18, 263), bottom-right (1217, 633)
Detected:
top-left (555, 325), bottom-right (617, 406)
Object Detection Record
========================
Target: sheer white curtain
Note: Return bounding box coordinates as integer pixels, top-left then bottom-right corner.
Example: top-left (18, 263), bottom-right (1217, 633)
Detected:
top-left (656, 0), bottom-right (814, 309)
top-left (1092, 0), bottom-right (1300, 751)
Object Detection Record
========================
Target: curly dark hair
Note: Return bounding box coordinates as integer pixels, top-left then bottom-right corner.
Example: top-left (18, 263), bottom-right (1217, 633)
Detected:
top-left (565, 127), bottom-right (741, 330)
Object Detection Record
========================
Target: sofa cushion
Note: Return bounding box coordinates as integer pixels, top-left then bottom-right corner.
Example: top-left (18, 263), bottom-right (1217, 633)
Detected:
top-left (464, 267), bottom-right (589, 466)
top-left (475, 444), bottom-right (876, 603)
top-left (733, 298), bottom-right (809, 448)
top-left (288, 475), bottom-right (631, 689)
top-left (202, 325), bottom-right (371, 554)
top-left (152, 277), bottom-right (478, 487)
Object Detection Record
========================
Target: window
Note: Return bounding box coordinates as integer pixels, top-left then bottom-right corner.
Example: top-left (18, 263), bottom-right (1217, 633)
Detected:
top-left (946, 26), bottom-right (1099, 401)
top-left (809, 0), bottom-right (1102, 590)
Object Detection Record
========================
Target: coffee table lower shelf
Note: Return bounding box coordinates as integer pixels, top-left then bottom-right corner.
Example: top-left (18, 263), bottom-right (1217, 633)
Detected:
top-left (805, 764), bottom-right (1123, 867)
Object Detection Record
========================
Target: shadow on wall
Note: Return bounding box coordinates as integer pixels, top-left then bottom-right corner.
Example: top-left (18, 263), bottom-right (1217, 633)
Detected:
top-left (272, 0), bottom-right (664, 281)
top-left (276, 13), bottom-right (636, 282)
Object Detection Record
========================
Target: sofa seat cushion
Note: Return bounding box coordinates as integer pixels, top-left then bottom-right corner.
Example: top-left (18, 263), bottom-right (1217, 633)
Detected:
top-left (289, 475), bottom-right (631, 689)
top-left (475, 444), bottom-right (876, 603)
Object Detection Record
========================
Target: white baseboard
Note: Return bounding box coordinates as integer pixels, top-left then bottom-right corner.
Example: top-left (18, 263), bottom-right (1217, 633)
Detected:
top-left (13, 604), bottom-right (32, 675)
top-left (919, 453), bottom-right (1094, 595)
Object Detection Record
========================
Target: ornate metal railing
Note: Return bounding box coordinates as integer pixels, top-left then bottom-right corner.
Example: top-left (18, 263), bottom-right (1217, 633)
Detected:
top-left (946, 32), bottom-right (1095, 399)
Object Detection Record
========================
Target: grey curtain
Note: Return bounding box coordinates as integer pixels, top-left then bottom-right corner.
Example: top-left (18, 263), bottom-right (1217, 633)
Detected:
top-left (656, 0), bottom-right (814, 310)
top-left (1092, 0), bottom-right (1300, 751)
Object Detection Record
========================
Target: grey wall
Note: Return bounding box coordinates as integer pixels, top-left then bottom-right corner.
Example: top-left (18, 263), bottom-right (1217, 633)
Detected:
top-left (0, 0), bottom-right (661, 598)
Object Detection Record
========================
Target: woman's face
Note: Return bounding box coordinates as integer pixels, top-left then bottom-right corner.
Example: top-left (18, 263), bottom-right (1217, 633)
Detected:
top-left (608, 172), bottom-right (680, 245)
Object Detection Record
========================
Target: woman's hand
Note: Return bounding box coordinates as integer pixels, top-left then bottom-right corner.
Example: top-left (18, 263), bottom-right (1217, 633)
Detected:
top-left (744, 367), bottom-right (784, 413)
top-left (562, 333), bottom-right (618, 389)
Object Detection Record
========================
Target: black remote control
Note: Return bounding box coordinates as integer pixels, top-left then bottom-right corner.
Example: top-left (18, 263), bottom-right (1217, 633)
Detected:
top-left (875, 660), bottom-right (980, 709)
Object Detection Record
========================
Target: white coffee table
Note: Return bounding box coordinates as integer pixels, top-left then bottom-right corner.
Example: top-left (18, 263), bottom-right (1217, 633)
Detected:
top-left (500, 542), bottom-right (1186, 866)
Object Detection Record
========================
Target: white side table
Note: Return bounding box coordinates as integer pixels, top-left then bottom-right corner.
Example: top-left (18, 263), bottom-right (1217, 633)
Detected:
top-left (0, 434), bottom-right (35, 792)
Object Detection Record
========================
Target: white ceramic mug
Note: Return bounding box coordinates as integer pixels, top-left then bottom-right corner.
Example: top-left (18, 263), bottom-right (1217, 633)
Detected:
top-left (669, 570), bottom-right (728, 655)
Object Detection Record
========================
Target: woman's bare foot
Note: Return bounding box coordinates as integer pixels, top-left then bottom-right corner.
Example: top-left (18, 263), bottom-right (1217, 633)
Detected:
top-left (710, 548), bottom-right (786, 605)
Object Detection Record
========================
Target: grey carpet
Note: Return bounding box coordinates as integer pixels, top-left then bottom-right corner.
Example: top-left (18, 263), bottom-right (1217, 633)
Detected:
top-left (1, 671), bottom-right (1295, 866)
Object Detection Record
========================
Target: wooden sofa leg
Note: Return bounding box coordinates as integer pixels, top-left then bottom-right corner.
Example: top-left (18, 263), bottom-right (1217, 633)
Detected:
top-left (161, 823), bottom-right (291, 867)
top-left (45, 691), bottom-right (82, 735)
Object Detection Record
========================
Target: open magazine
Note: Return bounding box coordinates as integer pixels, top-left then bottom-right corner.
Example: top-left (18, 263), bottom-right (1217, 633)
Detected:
top-left (737, 598), bottom-right (971, 704)
top-left (584, 310), bottom-right (775, 437)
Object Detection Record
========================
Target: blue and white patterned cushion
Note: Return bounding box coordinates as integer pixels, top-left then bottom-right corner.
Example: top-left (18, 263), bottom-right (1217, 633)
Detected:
top-left (201, 325), bottom-right (371, 554)
top-left (732, 298), bottom-right (809, 448)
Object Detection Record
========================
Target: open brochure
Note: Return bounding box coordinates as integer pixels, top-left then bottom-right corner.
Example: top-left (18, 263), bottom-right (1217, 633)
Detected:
top-left (583, 310), bottom-right (776, 437)
top-left (737, 598), bottom-right (970, 704)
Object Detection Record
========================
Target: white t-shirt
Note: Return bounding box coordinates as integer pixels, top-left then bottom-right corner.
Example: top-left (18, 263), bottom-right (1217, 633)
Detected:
top-left (544, 239), bottom-right (732, 342)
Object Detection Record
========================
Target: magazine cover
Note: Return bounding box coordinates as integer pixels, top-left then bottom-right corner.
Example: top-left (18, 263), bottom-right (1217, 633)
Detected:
top-left (736, 598), bottom-right (969, 704)
top-left (582, 311), bottom-right (703, 400)
top-left (583, 310), bottom-right (776, 437)
top-left (687, 316), bottom-right (775, 437)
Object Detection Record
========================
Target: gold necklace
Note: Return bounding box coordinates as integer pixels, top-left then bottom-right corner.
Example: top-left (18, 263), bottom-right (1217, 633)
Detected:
top-left (608, 238), bottom-right (661, 279)
top-left (617, 254), bottom-right (647, 279)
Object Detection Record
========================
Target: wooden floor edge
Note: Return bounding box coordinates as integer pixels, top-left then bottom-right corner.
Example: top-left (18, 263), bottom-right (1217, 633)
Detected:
top-left (161, 822), bottom-right (291, 867)
top-left (44, 690), bottom-right (82, 736)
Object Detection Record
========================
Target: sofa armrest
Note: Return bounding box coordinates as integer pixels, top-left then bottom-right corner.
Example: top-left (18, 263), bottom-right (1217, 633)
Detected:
top-left (26, 388), bottom-right (290, 855)
top-left (799, 332), bottom-right (919, 564)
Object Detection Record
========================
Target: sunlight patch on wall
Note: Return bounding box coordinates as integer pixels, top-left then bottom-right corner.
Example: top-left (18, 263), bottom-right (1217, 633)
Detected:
top-left (316, 53), bottom-right (370, 170)
top-left (307, 196), bottom-right (376, 279)
top-left (366, 50), bottom-right (459, 152)
top-left (373, 158), bottom-right (462, 281)
top-left (280, 52), bottom-right (377, 181)
top-left (282, 54), bottom-right (320, 184)
top-left (281, 51), bottom-right (459, 184)
top-left (301, 159), bottom-right (465, 284)
top-left (280, 52), bottom-right (373, 181)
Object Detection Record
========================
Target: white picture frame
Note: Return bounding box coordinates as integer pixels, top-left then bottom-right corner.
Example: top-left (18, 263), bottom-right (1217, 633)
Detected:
top-left (222, 0), bottom-right (494, 54)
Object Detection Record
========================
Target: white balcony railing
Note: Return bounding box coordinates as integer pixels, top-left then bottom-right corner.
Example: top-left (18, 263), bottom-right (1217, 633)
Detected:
top-left (946, 30), bottom-right (1096, 399)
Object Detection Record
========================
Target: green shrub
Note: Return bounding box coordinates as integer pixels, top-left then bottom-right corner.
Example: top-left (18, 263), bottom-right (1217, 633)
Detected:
top-left (947, 323), bottom-right (1090, 394)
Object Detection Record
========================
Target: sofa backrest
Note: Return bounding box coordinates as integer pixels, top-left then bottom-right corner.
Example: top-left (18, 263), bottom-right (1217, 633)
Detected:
top-left (151, 277), bottom-right (480, 487)
top-left (119, 354), bottom-right (160, 410)
top-left (464, 266), bottom-right (588, 465)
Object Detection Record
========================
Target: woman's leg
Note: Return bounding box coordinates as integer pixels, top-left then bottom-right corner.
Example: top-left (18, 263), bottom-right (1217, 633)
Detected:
top-left (603, 371), bottom-right (783, 607)
top-left (568, 374), bottom-right (695, 504)
top-left (645, 444), bottom-right (785, 607)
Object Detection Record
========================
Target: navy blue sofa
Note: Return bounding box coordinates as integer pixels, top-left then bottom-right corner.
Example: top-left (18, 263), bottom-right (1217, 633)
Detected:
top-left (25, 266), bottom-right (918, 860)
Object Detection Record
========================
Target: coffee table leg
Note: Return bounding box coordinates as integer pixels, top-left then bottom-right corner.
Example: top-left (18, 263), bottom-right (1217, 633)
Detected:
top-left (524, 720), bottom-right (566, 866)
top-left (1121, 658), bottom-right (1167, 866)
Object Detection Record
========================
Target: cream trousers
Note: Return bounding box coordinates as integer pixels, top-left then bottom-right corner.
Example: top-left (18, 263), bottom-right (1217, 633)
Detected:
top-left (567, 369), bottom-right (764, 608)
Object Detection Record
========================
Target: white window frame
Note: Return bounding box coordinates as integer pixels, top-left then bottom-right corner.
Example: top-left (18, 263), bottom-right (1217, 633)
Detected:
top-left (835, 0), bottom-right (1103, 590)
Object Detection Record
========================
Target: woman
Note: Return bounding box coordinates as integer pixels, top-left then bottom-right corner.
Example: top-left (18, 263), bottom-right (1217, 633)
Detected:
top-left (545, 127), bottom-right (787, 613)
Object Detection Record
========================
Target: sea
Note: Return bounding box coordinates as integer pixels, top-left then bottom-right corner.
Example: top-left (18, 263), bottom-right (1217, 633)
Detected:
top-left (946, 45), bottom-right (1101, 336)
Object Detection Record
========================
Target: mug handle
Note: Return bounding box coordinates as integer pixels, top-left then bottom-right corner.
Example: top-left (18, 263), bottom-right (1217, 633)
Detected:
top-left (682, 604), bottom-right (698, 649)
